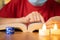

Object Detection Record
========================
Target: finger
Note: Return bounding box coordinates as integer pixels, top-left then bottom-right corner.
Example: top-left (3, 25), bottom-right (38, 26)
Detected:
top-left (29, 12), bottom-right (35, 22)
top-left (36, 12), bottom-right (41, 22)
top-left (32, 12), bottom-right (37, 22)
top-left (26, 13), bottom-right (32, 21)
top-left (38, 13), bottom-right (45, 23)
top-left (33, 11), bottom-right (41, 22)
top-left (31, 11), bottom-right (40, 22)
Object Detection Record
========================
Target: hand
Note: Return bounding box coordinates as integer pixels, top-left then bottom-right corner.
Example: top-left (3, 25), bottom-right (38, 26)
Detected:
top-left (26, 11), bottom-right (45, 23)
top-left (18, 17), bottom-right (29, 23)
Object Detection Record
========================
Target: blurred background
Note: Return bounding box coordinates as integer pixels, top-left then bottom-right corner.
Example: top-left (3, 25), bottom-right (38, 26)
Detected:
top-left (0, 0), bottom-right (10, 9)
top-left (0, 0), bottom-right (60, 9)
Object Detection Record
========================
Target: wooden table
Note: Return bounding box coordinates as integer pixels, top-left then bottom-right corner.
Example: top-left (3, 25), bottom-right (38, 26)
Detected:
top-left (0, 32), bottom-right (60, 40)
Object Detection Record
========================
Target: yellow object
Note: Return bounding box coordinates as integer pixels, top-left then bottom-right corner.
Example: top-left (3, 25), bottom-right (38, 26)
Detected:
top-left (39, 29), bottom-right (49, 36)
top-left (4, 0), bottom-right (10, 4)
top-left (51, 29), bottom-right (60, 35)
top-left (0, 0), bottom-right (3, 9)
top-left (51, 24), bottom-right (60, 35)
top-left (39, 24), bottom-right (49, 36)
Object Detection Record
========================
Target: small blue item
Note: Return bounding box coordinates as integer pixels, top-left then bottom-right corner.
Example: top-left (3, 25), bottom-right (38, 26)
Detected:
top-left (6, 27), bottom-right (15, 34)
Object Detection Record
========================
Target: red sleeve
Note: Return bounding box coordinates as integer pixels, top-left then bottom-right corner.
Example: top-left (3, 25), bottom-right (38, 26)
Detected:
top-left (47, 0), bottom-right (60, 20)
top-left (53, 1), bottom-right (60, 16)
top-left (0, 0), bottom-right (22, 18)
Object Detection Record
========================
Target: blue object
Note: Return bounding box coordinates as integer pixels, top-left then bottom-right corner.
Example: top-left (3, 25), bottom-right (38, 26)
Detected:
top-left (28, 0), bottom-right (47, 6)
top-left (6, 27), bottom-right (15, 34)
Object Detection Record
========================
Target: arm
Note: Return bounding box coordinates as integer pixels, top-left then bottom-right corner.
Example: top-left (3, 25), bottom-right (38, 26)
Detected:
top-left (0, 17), bottom-right (28, 24)
top-left (39, 14), bottom-right (45, 23)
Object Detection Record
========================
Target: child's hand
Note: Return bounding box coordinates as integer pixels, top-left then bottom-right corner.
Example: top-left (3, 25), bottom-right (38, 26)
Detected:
top-left (26, 11), bottom-right (45, 23)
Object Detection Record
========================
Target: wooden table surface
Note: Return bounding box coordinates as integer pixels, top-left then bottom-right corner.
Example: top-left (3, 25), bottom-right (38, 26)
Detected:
top-left (0, 32), bottom-right (60, 40)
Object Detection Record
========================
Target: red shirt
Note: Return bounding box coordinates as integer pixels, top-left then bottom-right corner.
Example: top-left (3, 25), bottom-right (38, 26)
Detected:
top-left (0, 0), bottom-right (60, 21)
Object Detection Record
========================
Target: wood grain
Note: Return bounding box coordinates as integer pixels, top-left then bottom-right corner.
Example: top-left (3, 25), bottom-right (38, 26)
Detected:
top-left (0, 32), bottom-right (60, 40)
